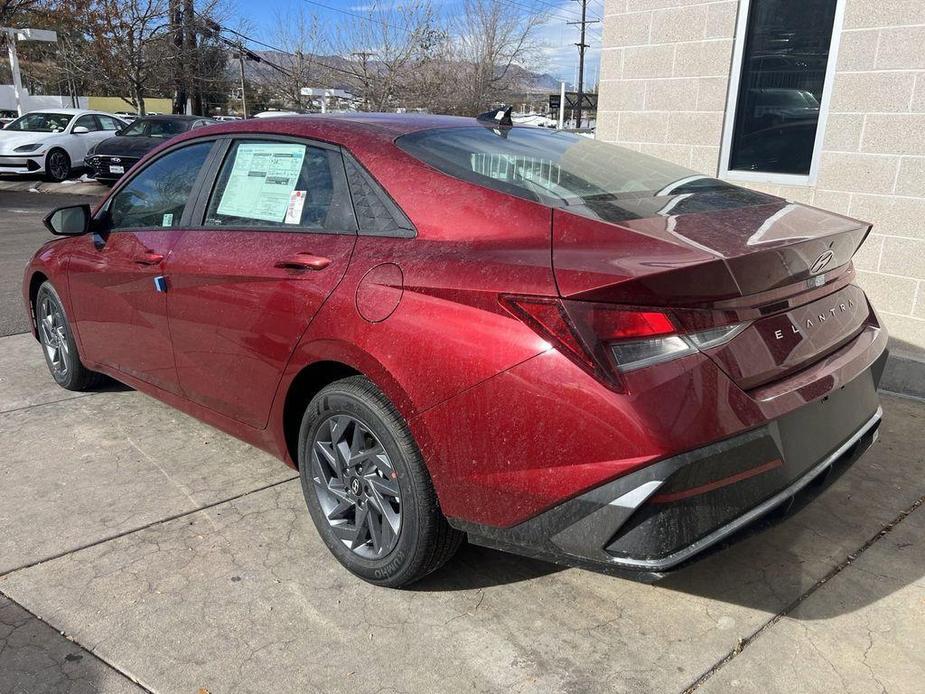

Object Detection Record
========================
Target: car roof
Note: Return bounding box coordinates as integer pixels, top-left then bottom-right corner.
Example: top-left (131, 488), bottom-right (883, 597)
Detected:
top-left (181, 112), bottom-right (479, 148)
top-left (135, 114), bottom-right (210, 121)
top-left (26, 108), bottom-right (95, 115)
top-left (24, 108), bottom-right (124, 118)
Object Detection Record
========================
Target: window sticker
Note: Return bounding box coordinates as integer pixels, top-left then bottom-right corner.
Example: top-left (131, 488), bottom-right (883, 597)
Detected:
top-left (162, 213), bottom-right (173, 227)
top-left (216, 143), bottom-right (306, 223)
top-left (284, 190), bottom-right (306, 225)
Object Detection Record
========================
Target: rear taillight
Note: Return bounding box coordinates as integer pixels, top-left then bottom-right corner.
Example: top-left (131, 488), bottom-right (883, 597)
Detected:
top-left (501, 296), bottom-right (749, 389)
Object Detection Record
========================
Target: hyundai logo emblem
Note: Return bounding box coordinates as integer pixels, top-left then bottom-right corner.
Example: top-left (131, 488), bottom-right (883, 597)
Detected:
top-left (810, 250), bottom-right (835, 275)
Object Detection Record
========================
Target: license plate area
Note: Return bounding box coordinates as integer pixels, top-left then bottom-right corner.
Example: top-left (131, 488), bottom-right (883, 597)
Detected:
top-left (109, 165), bottom-right (124, 174)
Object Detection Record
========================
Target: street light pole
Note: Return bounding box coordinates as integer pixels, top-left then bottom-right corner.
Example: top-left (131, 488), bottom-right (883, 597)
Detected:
top-left (1, 28), bottom-right (58, 116)
top-left (7, 38), bottom-right (23, 116)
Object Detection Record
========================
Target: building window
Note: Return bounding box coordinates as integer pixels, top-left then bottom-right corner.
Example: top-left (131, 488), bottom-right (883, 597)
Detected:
top-left (720, 0), bottom-right (844, 184)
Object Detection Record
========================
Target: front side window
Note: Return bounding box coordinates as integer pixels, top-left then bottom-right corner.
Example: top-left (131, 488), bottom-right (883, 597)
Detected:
top-left (109, 142), bottom-right (212, 230)
top-left (726, 0), bottom-right (838, 176)
top-left (6, 112), bottom-right (72, 133)
top-left (203, 140), bottom-right (356, 231)
top-left (74, 115), bottom-right (101, 132)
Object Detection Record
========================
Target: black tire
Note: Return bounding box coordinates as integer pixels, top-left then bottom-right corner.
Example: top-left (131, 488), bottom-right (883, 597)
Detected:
top-left (44, 148), bottom-right (71, 182)
top-left (34, 281), bottom-right (103, 391)
top-left (298, 376), bottom-right (462, 587)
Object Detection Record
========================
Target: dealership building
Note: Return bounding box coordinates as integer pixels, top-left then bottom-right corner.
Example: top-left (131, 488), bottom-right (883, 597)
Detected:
top-left (597, 0), bottom-right (925, 393)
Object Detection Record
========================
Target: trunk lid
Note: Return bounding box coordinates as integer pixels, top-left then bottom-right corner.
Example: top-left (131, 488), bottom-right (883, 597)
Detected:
top-left (552, 189), bottom-right (874, 390)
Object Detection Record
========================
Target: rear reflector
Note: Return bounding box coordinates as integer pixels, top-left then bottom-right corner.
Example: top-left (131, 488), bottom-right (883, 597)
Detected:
top-left (611, 322), bottom-right (750, 373)
top-left (611, 336), bottom-right (696, 373)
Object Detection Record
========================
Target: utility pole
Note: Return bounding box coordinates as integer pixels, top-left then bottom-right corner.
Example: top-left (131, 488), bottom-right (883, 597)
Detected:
top-left (238, 48), bottom-right (248, 118)
top-left (567, 0), bottom-right (598, 129)
top-left (170, 0), bottom-right (185, 114)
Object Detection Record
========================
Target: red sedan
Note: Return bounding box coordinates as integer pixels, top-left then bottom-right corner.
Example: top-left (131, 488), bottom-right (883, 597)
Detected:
top-left (23, 114), bottom-right (887, 587)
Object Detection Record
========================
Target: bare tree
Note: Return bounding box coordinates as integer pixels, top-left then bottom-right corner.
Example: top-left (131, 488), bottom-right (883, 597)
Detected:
top-left (331, 0), bottom-right (446, 112)
top-left (0, 0), bottom-right (44, 25)
top-left (448, 0), bottom-right (543, 114)
top-left (261, 6), bottom-right (325, 111)
top-left (65, 0), bottom-right (173, 113)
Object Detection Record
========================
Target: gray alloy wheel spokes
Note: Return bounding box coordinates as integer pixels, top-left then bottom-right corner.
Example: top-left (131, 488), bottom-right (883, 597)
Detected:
top-left (311, 414), bottom-right (401, 560)
top-left (38, 296), bottom-right (69, 378)
top-left (48, 151), bottom-right (68, 180)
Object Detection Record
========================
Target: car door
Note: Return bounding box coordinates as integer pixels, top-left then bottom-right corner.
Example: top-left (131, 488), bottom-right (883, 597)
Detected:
top-left (69, 114), bottom-right (108, 161)
top-left (67, 140), bottom-right (216, 393)
top-left (164, 137), bottom-right (358, 428)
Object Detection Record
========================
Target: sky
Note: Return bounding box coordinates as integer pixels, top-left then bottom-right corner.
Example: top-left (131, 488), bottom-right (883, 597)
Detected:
top-left (231, 0), bottom-right (603, 86)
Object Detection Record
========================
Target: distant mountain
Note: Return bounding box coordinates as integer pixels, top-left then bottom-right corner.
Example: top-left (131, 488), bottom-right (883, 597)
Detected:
top-left (239, 51), bottom-right (564, 96)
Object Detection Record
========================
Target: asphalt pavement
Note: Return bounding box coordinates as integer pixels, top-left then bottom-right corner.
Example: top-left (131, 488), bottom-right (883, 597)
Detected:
top-left (0, 191), bottom-right (100, 337)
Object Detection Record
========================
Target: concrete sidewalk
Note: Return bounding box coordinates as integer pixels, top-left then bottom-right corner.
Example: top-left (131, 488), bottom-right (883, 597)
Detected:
top-left (0, 331), bottom-right (923, 693)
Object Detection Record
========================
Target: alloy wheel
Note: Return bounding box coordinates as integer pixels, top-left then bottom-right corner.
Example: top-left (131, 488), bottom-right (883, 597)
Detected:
top-left (311, 414), bottom-right (402, 559)
top-left (47, 151), bottom-right (69, 181)
top-left (38, 295), bottom-right (69, 378)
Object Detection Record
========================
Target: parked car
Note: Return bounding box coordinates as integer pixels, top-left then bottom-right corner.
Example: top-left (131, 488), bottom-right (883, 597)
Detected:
top-left (24, 115), bottom-right (888, 587)
top-left (0, 109), bottom-right (18, 126)
top-left (113, 111), bottom-right (138, 123)
top-left (0, 108), bottom-right (126, 181)
top-left (214, 115), bottom-right (243, 121)
top-left (84, 114), bottom-right (216, 184)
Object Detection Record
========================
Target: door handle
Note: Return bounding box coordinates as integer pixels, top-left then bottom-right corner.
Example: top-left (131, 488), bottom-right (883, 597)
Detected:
top-left (133, 250), bottom-right (165, 266)
top-left (274, 253), bottom-right (331, 271)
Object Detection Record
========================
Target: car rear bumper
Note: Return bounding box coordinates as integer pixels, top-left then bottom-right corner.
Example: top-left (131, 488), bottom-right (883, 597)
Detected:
top-left (454, 348), bottom-right (887, 580)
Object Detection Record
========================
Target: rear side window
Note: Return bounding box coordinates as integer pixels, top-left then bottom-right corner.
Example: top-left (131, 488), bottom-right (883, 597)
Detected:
top-left (203, 140), bottom-right (356, 232)
top-left (98, 115), bottom-right (122, 131)
top-left (109, 142), bottom-right (212, 230)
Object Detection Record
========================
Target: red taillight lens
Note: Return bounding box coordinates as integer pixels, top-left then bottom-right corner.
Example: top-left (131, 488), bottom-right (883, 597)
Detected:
top-left (501, 296), bottom-right (749, 389)
top-left (498, 296), bottom-right (593, 370)
top-left (501, 296), bottom-right (682, 389)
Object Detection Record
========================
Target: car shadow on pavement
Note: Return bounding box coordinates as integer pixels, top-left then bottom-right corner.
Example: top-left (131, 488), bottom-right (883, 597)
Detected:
top-left (410, 542), bottom-right (564, 591)
top-left (92, 376), bottom-right (133, 393)
top-left (0, 593), bottom-right (138, 694)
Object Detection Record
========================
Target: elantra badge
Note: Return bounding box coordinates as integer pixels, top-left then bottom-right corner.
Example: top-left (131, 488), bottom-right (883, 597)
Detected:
top-left (775, 298), bottom-right (856, 340)
top-left (810, 250), bottom-right (835, 275)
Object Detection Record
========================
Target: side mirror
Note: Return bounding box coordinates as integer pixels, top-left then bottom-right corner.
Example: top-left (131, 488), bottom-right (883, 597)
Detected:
top-left (43, 204), bottom-right (91, 236)
top-left (72, 125), bottom-right (89, 134)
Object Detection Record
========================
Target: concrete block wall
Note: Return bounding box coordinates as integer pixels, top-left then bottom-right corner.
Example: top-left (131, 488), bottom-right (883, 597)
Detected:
top-left (598, 0), bottom-right (925, 369)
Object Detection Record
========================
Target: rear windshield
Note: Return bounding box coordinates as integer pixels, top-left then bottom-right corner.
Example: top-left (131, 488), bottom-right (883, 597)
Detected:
top-left (395, 126), bottom-right (735, 207)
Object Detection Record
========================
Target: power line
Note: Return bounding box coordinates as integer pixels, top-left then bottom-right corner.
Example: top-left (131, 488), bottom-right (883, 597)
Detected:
top-left (218, 24), bottom-right (357, 79)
